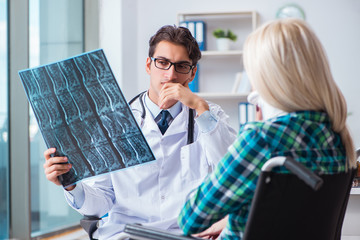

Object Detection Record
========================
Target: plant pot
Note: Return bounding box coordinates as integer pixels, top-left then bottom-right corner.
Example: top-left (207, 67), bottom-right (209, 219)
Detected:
top-left (216, 38), bottom-right (230, 51)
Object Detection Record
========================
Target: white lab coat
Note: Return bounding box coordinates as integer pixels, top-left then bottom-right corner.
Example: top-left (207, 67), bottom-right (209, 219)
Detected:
top-left (65, 96), bottom-right (237, 239)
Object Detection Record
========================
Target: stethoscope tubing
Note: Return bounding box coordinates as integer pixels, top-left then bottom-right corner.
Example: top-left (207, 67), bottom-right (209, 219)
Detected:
top-left (128, 91), bottom-right (194, 144)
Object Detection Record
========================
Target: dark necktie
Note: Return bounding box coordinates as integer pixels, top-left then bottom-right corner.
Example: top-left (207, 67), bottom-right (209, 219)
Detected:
top-left (157, 110), bottom-right (171, 135)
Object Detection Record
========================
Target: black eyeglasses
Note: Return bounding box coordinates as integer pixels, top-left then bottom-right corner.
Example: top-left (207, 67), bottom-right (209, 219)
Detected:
top-left (150, 57), bottom-right (194, 74)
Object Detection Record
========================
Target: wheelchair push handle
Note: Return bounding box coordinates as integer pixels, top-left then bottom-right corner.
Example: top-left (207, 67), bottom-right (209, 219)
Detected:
top-left (283, 157), bottom-right (323, 191)
top-left (262, 157), bottom-right (323, 191)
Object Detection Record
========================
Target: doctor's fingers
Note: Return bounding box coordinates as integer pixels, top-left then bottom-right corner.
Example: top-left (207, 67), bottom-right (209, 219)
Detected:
top-left (160, 84), bottom-right (193, 103)
top-left (44, 162), bottom-right (71, 179)
top-left (160, 83), bottom-right (182, 99)
top-left (45, 170), bottom-right (65, 186)
top-left (158, 87), bottom-right (180, 108)
top-left (161, 82), bottom-right (192, 94)
top-left (43, 156), bottom-right (69, 169)
top-left (44, 147), bottom-right (56, 160)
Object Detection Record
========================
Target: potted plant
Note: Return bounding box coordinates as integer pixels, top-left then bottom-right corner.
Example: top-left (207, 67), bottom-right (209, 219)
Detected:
top-left (213, 28), bottom-right (237, 51)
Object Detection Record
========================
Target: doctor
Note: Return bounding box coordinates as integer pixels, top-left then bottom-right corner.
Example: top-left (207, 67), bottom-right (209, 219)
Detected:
top-left (43, 25), bottom-right (237, 239)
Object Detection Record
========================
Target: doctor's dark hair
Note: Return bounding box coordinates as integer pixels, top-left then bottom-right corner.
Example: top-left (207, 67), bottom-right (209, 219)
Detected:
top-left (148, 25), bottom-right (202, 66)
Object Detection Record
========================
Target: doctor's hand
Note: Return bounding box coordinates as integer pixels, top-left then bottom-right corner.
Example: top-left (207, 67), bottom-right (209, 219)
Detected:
top-left (192, 215), bottom-right (228, 239)
top-left (159, 82), bottom-right (209, 115)
top-left (43, 148), bottom-right (75, 191)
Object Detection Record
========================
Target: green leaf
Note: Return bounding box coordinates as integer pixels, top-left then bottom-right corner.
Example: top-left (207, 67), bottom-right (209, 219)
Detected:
top-left (212, 28), bottom-right (237, 42)
top-left (213, 28), bottom-right (226, 38)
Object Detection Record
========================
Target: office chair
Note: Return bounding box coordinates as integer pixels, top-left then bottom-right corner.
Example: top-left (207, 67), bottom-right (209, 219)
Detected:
top-left (80, 215), bottom-right (102, 240)
top-left (116, 152), bottom-right (359, 240)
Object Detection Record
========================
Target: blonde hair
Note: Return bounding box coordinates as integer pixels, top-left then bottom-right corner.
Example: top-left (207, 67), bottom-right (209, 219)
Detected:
top-left (243, 18), bottom-right (356, 168)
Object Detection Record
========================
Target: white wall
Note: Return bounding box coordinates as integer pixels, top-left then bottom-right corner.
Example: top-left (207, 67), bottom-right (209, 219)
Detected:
top-left (98, 0), bottom-right (122, 92)
top-left (99, 0), bottom-right (360, 236)
top-left (135, 0), bottom-right (360, 147)
top-left (99, 0), bottom-right (139, 101)
top-left (99, 0), bottom-right (360, 148)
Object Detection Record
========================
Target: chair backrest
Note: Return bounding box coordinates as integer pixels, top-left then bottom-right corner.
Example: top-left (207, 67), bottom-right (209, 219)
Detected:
top-left (80, 215), bottom-right (102, 240)
top-left (243, 157), bottom-right (357, 240)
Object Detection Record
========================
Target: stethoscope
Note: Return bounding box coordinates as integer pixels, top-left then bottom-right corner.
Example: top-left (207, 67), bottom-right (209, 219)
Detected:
top-left (128, 91), bottom-right (195, 145)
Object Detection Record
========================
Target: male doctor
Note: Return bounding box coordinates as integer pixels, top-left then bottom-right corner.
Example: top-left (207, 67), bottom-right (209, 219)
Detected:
top-left (43, 25), bottom-right (237, 239)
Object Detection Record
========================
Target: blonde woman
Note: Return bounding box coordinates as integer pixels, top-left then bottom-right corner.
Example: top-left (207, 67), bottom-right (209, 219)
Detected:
top-left (178, 18), bottom-right (356, 239)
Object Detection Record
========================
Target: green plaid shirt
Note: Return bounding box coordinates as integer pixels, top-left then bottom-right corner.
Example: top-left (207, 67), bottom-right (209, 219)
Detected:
top-left (178, 111), bottom-right (346, 239)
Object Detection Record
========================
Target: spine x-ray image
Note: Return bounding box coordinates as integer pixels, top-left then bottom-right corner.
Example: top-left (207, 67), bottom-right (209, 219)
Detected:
top-left (19, 49), bottom-right (155, 188)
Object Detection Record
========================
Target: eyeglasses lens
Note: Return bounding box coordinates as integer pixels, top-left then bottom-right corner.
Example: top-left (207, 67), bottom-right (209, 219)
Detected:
top-left (154, 58), bottom-right (191, 74)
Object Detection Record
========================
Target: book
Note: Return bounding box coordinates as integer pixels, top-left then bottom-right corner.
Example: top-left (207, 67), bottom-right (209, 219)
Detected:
top-left (189, 65), bottom-right (199, 92)
top-left (19, 49), bottom-right (155, 188)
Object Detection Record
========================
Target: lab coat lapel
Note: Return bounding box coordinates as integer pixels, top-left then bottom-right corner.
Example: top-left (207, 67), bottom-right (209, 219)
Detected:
top-left (141, 106), bottom-right (161, 136)
top-left (165, 105), bottom-right (188, 136)
top-left (136, 99), bottom-right (188, 137)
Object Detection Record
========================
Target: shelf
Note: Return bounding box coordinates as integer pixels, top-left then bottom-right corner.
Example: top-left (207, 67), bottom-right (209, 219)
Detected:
top-left (351, 188), bottom-right (360, 195)
top-left (177, 11), bottom-right (256, 17)
top-left (177, 11), bottom-right (258, 30)
top-left (197, 92), bottom-right (248, 102)
top-left (201, 50), bottom-right (243, 56)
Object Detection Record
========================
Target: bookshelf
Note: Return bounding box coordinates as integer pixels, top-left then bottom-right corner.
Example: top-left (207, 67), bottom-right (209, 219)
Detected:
top-left (177, 11), bottom-right (258, 31)
top-left (177, 11), bottom-right (259, 94)
top-left (177, 11), bottom-right (259, 130)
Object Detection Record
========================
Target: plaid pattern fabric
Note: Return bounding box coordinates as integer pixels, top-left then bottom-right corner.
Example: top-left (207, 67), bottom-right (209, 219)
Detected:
top-left (178, 111), bottom-right (347, 239)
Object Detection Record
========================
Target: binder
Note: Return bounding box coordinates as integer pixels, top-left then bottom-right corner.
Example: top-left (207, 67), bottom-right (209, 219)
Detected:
top-left (239, 102), bottom-right (255, 126)
top-left (187, 22), bottom-right (195, 39)
top-left (248, 104), bottom-right (255, 122)
top-left (179, 21), bottom-right (206, 93)
top-left (195, 21), bottom-right (206, 51)
top-left (179, 20), bottom-right (206, 51)
top-left (189, 65), bottom-right (199, 92)
top-left (239, 102), bottom-right (248, 126)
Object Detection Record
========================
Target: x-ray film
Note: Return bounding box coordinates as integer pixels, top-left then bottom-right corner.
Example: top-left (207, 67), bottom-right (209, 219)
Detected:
top-left (19, 49), bottom-right (155, 188)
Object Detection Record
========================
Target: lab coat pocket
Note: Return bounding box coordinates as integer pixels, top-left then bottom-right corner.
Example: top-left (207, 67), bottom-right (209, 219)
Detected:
top-left (180, 142), bottom-right (210, 184)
